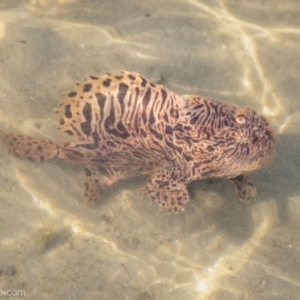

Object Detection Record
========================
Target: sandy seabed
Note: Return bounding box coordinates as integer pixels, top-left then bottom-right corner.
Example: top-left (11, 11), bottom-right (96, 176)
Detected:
top-left (0, 0), bottom-right (300, 299)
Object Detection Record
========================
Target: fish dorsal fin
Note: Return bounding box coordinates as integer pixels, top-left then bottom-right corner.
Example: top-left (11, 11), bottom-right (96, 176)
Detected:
top-left (182, 95), bottom-right (206, 107)
top-left (183, 94), bottom-right (223, 103)
top-left (55, 71), bottom-right (167, 142)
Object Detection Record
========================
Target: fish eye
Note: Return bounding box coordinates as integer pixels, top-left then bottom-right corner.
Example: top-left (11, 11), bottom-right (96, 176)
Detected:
top-left (235, 114), bottom-right (246, 124)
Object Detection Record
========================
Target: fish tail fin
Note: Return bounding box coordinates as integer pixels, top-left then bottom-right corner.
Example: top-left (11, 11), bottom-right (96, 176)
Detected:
top-left (0, 130), bottom-right (61, 163)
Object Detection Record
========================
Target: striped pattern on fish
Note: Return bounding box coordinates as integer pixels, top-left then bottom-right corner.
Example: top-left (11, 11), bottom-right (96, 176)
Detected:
top-left (1, 71), bottom-right (275, 211)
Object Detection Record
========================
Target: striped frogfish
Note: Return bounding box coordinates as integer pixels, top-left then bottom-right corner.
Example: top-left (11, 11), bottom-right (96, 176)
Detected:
top-left (1, 71), bottom-right (275, 211)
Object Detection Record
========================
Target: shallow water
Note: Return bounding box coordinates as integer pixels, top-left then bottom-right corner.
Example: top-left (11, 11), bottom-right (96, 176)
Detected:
top-left (0, 0), bottom-right (299, 299)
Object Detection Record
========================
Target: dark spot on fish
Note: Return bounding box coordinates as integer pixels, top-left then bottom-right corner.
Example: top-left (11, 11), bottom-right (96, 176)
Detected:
top-left (65, 130), bottom-right (73, 136)
top-left (170, 107), bottom-right (179, 119)
top-left (128, 74), bottom-right (136, 80)
top-left (68, 91), bottom-right (77, 97)
top-left (165, 125), bottom-right (173, 135)
top-left (103, 79), bottom-right (111, 87)
top-left (174, 123), bottom-right (183, 132)
top-left (83, 83), bottom-right (92, 92)
top-left (85, 168), bottom-right (92, 177)
top-left (36, 145), bottom-right (43, 152)
top-left (183, 153), bottom-right (193, 162)
top-left (64, 104), bottom-right (72, 118)
top-left (107, 141), bottom-right (116, 147)
top-left (140, 129), bottom-right (147, 138)
top-left (140, 76), bottom-right (147, 87)
top-left (206, 145), bottom-right (215, 152)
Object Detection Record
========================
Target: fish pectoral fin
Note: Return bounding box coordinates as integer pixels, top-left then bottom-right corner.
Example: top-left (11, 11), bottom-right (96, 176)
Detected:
top-left (143, 168), bottom-right (189, 212)
top-left (83, 166), bottom-right (128, 202)
top-left (84, 167), bottom-right (104, 202)
top-left (230, 174), bottom-right (257, 202)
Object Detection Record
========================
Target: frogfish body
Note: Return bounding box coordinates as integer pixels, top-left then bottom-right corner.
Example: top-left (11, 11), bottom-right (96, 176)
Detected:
top-left (1, 71), bottom-right (275, 211)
